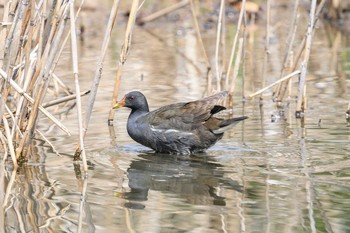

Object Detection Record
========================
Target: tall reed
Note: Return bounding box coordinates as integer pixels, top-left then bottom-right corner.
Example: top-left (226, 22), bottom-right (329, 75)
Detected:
top-left (0, 1), bottom-right (86, 166)
top-left (108, 0), bottom-right (140, 122)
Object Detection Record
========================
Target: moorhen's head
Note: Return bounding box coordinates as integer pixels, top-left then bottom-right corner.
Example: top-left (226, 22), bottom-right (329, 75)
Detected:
top-left (113, 91), bottom-right (149, 112)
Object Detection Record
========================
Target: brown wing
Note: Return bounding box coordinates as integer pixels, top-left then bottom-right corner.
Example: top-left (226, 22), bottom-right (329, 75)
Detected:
top-left (147, 91), bottom-right (228, 130)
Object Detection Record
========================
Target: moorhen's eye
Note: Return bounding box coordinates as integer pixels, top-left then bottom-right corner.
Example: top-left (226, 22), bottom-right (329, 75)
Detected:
top-left (129, 96), bottom-right (135, 100)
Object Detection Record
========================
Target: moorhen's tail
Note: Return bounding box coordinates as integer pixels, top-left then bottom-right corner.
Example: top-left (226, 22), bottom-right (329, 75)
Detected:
top-left (212, 116), bottom-right (248, 134)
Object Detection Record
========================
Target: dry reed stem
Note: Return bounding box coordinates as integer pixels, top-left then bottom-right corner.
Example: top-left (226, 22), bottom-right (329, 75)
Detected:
top-left (43, 90), bottom-right (90, 108)
top-left (277, 51), bottom-right (294, 101)
top-left (0, 68), bottom-right (71, 135)
top-left (189, 0), bottom-right (214, 94)
top-left (73, 0), bottom-right (122, 160)
top-left (241, 11), bottom-right (248, 99)
top-left (11, 54), bottom-right (37, 140)
top-left (226, 0), bottom-right (246, 88)
top-left (0, 0), bottom-right (11, 68)
top-left (69, 0), bottom-right (87, 172)
top-left (260, 0), bottom-right (271, 100)
top-left (108, 0), bottom-right (140, 122)
top-left (31, 1), bottom-right (62, 91)
top-left (221, 3), bottom-right (226, 75)
top-left (275, 0), bottom-right (299, 102)
top-left (37, 0), bottom-right (47, 61)
top-left (296, 0), bottom-right (317, 115)
top-left (249, 70), bottom-right (301, 98)
top-left (78, 0), bottom-right (121, 153)
top-left (2, 116), bottom-right (18, 168)
top-left (137, 0), bottom-right (189, 25)
top-left (52, 0), bottom-right (86, 75)
top-left (189, 0), bottom-right (211, 71)
top-left (19, 3), bottom-right (70, 158)
top-left (0, 131), bottom-right (8, 163)
top-left (5, 105), bottom-right (23, 140)
top-left (293, 0), bottom-right (327, 71)
top-left (214, 0), bottom-right (225, 91)
top-left (229, 38), bottom-right (244, 94)
top-left (0, 1), bottom-right (28, 124)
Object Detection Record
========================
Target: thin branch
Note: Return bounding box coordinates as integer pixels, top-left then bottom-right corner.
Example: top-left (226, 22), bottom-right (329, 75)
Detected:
top-left (42, 90), bottom-right (90, 108)
top-left (249, 70), bottom-right (301, 98)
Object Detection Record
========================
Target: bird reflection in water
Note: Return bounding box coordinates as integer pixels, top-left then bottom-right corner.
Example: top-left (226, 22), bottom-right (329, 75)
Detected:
top-left (116, 153), bottom-right (243, 209)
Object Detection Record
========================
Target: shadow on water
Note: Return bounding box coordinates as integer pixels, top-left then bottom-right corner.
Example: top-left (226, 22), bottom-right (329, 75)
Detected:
top-left (118, 153), bottom-right (243, 209)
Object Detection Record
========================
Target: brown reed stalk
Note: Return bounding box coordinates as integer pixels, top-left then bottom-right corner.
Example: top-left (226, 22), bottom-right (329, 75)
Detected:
top-left (274, 0), bottom-right (300, 102)
top-left (4, 105), bottom-right (22, 140)
top-left (12, 2), bottom-right (47, 146)
top-left (248, 70), bottom-right (301, 98)
top-left (11, 55), bottom-right (36, 141)
top-left (214, 0), bottom-right (225, 91)
top-left (69, 0), bottom-right (88, 172)
top-left (241, 11), bottom-right (248, 99)
top-left (0, 1), bottom-right (28, 124)
top-left (137, 0), bottom-right (189, 25)
top-left (296, 0), bottom-right (317, 117)
top-left (189, 0), bottom-right (214, 94)
top-left (292, 0), bottom-right (327, 72)
top-left (0, 131), bottom-right (8, 163)
top-left (52, 0), bottom-right (86, 75)
top-left (18, 3), bottom-right (71, 159)
top-left (0, 0), bottom-right (11, 68)
top-left (226, 0), bottom-right (246, 89)
top-left (2, 116), bottom-right (18, 168)
top-left (278, 51), bottom-right (294, 101)
top-left (260, 0), bottom-right (271, 100)
top-left (74, 0), bottom-right (121, 160)
top-left (221, 2), bottom-right (226, 76)
top-left (108, 0), bottom-right (140, 122)
top-left (43, 90), bottom-right (90, 108)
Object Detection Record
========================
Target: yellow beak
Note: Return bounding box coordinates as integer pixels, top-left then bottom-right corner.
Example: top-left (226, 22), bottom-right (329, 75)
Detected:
top-left (113, 96), bottom-right (126, 109)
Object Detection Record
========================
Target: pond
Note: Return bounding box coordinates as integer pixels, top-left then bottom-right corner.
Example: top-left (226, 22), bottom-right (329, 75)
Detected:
top-left (1, 1), bottom-right (350, 232)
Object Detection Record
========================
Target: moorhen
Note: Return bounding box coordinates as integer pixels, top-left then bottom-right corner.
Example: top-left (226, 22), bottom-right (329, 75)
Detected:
top-left (113, 91), bottom-right (248, 154)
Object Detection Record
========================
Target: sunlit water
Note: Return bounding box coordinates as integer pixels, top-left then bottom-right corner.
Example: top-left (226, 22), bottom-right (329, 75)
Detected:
top-left (1, 1), bottom-right (350, 233)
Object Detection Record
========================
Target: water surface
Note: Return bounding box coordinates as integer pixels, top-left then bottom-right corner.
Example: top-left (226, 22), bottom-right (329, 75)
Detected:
top-left (1, 1), bottom-right (350, 233)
